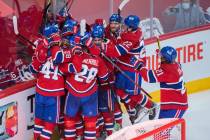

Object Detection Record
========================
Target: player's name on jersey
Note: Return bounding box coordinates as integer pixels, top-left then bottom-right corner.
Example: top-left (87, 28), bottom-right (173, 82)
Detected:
top-left (83, 59), bottom-right (99, 66)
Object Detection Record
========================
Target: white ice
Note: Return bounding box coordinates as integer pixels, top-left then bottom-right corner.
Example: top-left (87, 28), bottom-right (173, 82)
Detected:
top-left (184, 90), bottom-right (210, 140)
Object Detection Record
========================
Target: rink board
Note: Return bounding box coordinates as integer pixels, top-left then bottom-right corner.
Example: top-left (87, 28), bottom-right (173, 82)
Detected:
top-left (0, 24), bottom-right (210, 139)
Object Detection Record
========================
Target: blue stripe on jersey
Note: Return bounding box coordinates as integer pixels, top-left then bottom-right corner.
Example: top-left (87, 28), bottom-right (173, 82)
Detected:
top-left (130, 45), bottom-right (143, 53)
top-left (53, 51), bottom-right (63, 64)
top-left (116, 44), bottom-right (128, 55)
top-left (160, 81), bottom-right (183, 90)
top-left (148, 70), bottom-right (157, 83)
top-left (68, 63), bottom-right (76, 73)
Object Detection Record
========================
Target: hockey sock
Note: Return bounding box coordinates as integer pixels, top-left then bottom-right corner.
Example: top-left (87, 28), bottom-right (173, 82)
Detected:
top-left (84, 116), bottom-right (97, 140)
top-left (134, 94), bottom-right (153, 109)
top-left (58, 115), bottom-right (64, 138)
top-left (34, 118), bottom-right (44, 140)
top-left (116, 89), bottom-right (131, 109)
top-left (75, 113), bottom-right (84, 137)
top-left (64, 116), bottom-right (77, 140)
top-left (40, 122), bottom-right (56, 140)
top-left (101, 112), bottom-right (114, 136)
top-left (96, 114), bottom-right (104, 138)
top-left (114, 102), bottom-right (122, 126)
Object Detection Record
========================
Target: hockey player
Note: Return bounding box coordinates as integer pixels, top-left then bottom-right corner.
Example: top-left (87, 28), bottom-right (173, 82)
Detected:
top-left (30, 24), bottom-right (71, 140)
top-left (60, 36), bottom-right (109, 140)
top-left (138, 46), bottom-right (188, 118)
top-left (105, 13), bottom-right (122, 44)
top-left (105, 13), bottom-right (124, 128)
top-left (61, 19), bottom-right (78, 39)
top-left (90, 25), bottom-right (116, 137)
top-left (96, 15), bottom-right (157, 123)
top-left (56, 6), bottom-right (72, 29)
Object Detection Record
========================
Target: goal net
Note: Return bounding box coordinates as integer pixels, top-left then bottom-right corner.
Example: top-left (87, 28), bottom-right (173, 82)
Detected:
top-left (107, 118), bottom-right (186, 140)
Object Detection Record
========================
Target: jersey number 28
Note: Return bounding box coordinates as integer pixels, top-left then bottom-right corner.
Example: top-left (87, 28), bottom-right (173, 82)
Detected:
top-left (75, 64), bottom-right (98, 83)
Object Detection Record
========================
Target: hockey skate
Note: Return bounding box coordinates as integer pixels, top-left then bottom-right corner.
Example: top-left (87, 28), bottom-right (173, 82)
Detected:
top-left (134, 104), bottom-right (160, 124)
top-left (149, 103), bottom-right (159, 120)
top-left (129, 104), bottom-right (143, 124)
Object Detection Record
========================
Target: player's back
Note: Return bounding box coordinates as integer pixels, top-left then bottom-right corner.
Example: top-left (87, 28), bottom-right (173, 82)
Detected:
top-left (116, 29), bottom-right (145, 72)
top-left (65, 52), bottom-right (108, 97)
top-left (159, 63), bottom-right (188, 110)
top-left (36, 58), bottom-right (65, 96)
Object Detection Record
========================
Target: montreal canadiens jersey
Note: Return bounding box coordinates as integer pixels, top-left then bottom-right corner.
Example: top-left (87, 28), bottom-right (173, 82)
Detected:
top-left (98, 57), bottom-right (116, 90)
top-left (30, 56), bottom-right (65, 96)
top-left (139, 63), bottom-right (188, 110)
top-left (103, 29), bottom-right (146, 72)
top-left (60, 52), bottom-right (108, 97)
top-left (29, 41), bottom-right (74, 96)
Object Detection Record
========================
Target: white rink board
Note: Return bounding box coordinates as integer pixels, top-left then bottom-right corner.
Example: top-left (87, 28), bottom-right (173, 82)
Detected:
top-left (142, 29), bottom-right (210, 93)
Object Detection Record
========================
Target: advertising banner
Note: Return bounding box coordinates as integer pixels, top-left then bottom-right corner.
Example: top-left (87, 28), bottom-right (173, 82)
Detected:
top-left (0, 87), bottom-right (35, 140)
top-left (143, 27), bottom-right (210, 93)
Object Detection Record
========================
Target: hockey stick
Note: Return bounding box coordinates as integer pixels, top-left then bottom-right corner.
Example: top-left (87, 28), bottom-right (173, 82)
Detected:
top-left (12, 16), bottom-right (36, 49)
top-left (118, 0), bottom-right (130, 16)
top-left (156, 36), bottom-right (161, 50)
top-left (67, 0), bottom-right (74, 12)
top-left (100, 53), bottom-right (152, 99)
top-left (40, 0), bottom-right (51, 34)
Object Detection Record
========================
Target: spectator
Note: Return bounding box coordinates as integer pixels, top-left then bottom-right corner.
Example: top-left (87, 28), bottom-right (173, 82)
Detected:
top-left (164, 0), bottom-right (206, 30)
top-left (204, 7), bottom-right (210, 23)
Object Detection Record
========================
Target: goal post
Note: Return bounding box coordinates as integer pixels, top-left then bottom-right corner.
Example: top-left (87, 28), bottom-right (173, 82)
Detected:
top-left (107, 118), bottom-right (186, 140)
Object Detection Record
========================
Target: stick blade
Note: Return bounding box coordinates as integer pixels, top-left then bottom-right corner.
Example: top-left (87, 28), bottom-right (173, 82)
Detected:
top-left (118, 0), bottom-right (130, 11)
top-left (12, 16), bottom-right (19, 35)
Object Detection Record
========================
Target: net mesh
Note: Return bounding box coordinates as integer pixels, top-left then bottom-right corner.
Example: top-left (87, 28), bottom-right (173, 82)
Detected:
top-left (107, 118), bottom-right (185, 140)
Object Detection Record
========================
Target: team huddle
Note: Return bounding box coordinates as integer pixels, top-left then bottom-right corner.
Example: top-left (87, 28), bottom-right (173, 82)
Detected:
top-left (29, 5), bottom-right (188, 140)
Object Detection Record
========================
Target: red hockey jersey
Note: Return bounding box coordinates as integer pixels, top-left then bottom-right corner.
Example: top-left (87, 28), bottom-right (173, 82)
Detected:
top-left (98, 57), bottom-right (116, 90)
top-left (30, 56), bottom-right (65, 96)
top-left (103, 29), bottom-right (146, 72)
top-left (60, 52), bottom-right (109, 97)
top-left (29, 40), bottom-right (75, 96)
top-left (139, 63), bottom-right (188, 110)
